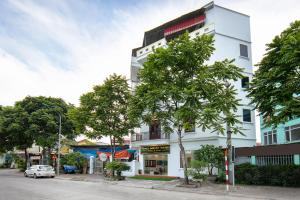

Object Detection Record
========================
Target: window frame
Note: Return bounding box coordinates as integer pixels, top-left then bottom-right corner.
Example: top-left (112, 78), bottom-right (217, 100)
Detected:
top-left (242, 109), bottom-right (252, 123)
top-left (263, 130), bottom-right (277, 145)
top-left (239, 44), bottom-right (249, 58)
top-left (241, 76), bottom-right (250, 89)
top-left (285, 124), bottom-right (300, 142)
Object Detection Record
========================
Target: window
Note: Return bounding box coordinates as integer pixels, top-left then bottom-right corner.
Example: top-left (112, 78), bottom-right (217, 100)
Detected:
top-left (240, 44), bottom-right (248, 58)
top-left (285, 124), bottom-right (300, 142)
top-left (149, 120), bottom-right (161, 140)
top-left (184, 119), bottom-right (195, 133)
top-left (241, 77), bottom-right (249, 88)
top-left (180, 151), bottom-right (193, 168)
top-left (243, 109), bottom-right (251, 122)
top-left (263, 130), bottom-right (277, 145)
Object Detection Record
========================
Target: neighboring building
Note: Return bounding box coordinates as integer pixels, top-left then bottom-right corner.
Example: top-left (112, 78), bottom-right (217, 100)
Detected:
top-left (235, 143), bottom-right (300, 166)
top-left (245, 113), bottom-right (300, 166)
top-left (130, 1), bottom-right (256, 177)
top-left (261, 116), bottom-right (300, 145)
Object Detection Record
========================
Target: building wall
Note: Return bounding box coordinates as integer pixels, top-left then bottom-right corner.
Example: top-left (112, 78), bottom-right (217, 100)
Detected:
top-left (130, 3), bottom-right (256, 177)
top-left (261, 117), bottom-right (300, 145)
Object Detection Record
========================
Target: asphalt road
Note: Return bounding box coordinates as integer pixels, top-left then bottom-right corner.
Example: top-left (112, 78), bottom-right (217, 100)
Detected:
top-left (0, 169), bottom-right (259, 200)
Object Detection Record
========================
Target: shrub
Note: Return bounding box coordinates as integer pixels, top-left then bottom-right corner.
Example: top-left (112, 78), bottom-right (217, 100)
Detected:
top-left (188, 160), bottom-right (208, 181)
top-left (60, 152), bottom-right (87, 172)
top-left (11, 155), bottom-right (26, 172)
top-left (215, 166), bottom-right (226, 183)
top-left (235, 163), bottom-right (300, 187)
top-left (106, 161), bottom-right (130, 178)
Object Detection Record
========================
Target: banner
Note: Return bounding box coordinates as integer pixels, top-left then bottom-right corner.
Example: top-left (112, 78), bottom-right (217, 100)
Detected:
top-left (141, 145), bottom-right (170, 154)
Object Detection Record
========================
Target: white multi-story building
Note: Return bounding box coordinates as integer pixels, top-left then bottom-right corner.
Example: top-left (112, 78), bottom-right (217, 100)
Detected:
top-left (130, 1), bottom-right (256, 177)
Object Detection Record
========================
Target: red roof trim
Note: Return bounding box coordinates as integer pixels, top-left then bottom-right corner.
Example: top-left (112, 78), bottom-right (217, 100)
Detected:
top-left (164, 15), bottom-right (205, 36)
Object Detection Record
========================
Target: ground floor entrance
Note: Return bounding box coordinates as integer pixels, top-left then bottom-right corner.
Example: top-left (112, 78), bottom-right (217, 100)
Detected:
top-left (144, 154), bottom-right (168, 175)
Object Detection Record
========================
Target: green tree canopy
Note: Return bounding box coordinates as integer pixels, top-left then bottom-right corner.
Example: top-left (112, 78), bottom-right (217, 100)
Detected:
top-left (73, 74), bottom-right (134, 159)
top-left (248, 21), bottom-right (300, 127)
top-left (15, 96), bottom-right (76, 148)
top-left (0, 105), bottom-right (33, 166)
top-left (194, 145), bottom-right (224, 175)
top-left (129, 33), bottom-right (243, 184)
top-left (0, 106), bottom-right (15, 152)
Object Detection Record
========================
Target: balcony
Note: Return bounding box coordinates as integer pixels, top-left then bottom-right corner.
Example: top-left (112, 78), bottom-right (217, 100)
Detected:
top-left (131, 132), bottom-right (170, 142)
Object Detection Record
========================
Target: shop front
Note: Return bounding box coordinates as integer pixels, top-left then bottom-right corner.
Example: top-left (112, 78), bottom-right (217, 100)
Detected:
top-left (141, 144), bottom-right (170, 175)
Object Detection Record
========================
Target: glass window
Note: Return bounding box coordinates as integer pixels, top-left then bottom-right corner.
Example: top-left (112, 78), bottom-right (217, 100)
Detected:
top-left (268, 132), bottom-right (272, 145)
top-left (291, 127), bottom-right (300, 141)
top-left (285, 124), bottom-right (300, 142)
top-left (180, 151), bottom-right (193, 168)
top-left (285, 130), bottom-right (290, 142)
top-left (240, 44), bottom-right (248, 58)
top-left (149, 120), bottom-right (161, 139)
top-left (243, 109), bottom-right (251, 122)
top-left (241, 77), bottom-right (250, 88)
top-left (264, 135), bottom-right (268, 145)
top-left (273, 131), bottom-right (277, 144)
top-left (263, 130), bottom-right (277, 145)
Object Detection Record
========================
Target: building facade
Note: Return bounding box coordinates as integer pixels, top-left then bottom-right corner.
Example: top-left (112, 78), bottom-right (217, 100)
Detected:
top-left (261, 116), bottom-right (300, 146)
top-left (130, 1), bottom-right (256, 177)
top-left (255, 112), bottom-right (300, 166)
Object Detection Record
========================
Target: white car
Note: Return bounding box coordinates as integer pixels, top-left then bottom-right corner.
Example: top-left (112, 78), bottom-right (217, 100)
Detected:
top-left (24, 165), bottom-right (55, 178)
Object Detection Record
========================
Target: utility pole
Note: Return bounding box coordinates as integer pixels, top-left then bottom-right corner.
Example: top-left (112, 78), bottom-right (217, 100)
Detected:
top-left (224, 81), bottom-right (233, 188)
top-left (57, 114), bottom-right (61, 176)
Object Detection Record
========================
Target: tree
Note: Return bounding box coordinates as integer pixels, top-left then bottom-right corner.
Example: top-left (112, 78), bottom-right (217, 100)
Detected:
top-left (248, 21), bottom-right (300, 127)
top-left (0, 106), bottom-right (14, 153)
top-left (194, 145), bottom-right (224, 175)
top-left (0, 106), bottom-right (33, 165)
top-left (15, 96), bottom-right (76, 165)
top-left (73, 74), bottom-right (133, 161)
top-left (129, 33), bottom-right (243, 184)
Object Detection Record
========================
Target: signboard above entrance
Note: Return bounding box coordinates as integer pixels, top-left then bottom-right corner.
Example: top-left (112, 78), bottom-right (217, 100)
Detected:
top-left (141, 145), bottom-right (170, 154)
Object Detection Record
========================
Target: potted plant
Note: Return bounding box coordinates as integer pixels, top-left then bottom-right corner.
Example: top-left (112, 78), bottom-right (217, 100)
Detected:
top-left (106, 161), bottom-right (130, 180)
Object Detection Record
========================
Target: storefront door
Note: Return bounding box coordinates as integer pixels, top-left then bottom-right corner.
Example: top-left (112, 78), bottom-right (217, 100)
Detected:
top-left (144, 154), bottom-right (168, 175)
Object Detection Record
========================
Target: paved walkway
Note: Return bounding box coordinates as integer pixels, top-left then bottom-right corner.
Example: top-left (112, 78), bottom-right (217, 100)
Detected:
top-left (55, 173), bottom-right (300, 200)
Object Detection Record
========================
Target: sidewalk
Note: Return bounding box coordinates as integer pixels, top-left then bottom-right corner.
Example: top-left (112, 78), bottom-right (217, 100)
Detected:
top-left (54, 173), bottom-right (300, 200)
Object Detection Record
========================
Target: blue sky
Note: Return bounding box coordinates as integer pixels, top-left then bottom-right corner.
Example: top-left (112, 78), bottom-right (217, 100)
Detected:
top-left (0, 0), bottom-right (299, 107)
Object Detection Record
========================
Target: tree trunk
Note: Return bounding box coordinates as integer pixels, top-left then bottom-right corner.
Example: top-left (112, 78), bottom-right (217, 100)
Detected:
top-left (24, 148), bottom-right (29, 168)
top-left (178, 128), bottom-right (189, 185)
top-left (42, 148), bottom-right (46, 165)
top-left (47, 147), bottom-right (52, 166)
top-left (113, 137), bottom-right (116, 161)
top-left (226, 123), bottom-right (232, 184)
top-left (109, 136), bottom-right (115, 177)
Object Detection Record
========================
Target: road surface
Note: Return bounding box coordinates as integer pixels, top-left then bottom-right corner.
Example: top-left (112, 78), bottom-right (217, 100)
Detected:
top-left (0, 169), bottom-right (265, 200)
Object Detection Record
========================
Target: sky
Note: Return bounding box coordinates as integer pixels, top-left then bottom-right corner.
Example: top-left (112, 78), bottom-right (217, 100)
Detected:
top-left (0, 0), bottom-right (299, 141)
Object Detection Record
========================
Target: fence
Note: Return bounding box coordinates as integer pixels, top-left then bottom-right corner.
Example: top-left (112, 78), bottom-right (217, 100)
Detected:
top-left (256, 155), bottom-right (294, 166)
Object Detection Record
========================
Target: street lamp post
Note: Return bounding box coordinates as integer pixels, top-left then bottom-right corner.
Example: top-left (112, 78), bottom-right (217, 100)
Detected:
top-left (41, 103), bottom-right (62, 176)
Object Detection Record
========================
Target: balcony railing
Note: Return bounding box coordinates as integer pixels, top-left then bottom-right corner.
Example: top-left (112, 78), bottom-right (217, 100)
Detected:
top-left (131, 132), bottom-right (170, 142)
